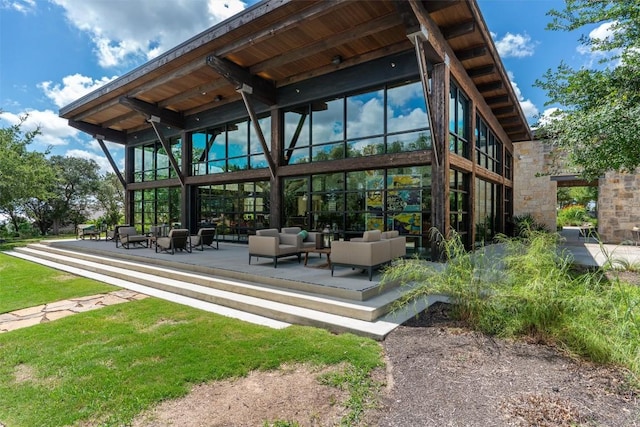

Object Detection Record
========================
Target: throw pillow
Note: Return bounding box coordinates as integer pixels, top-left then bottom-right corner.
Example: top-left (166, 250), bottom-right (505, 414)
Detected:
top-left (298, 230), bottom-right (309, 240)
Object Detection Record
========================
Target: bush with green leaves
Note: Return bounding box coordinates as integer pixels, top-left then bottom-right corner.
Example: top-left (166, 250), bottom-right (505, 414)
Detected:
top-left (557, 204), bottom-right (593, 227)
top-left (382, 230), bottom-right (640, 378)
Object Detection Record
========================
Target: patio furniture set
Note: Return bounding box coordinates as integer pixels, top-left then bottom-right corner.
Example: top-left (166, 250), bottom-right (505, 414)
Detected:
top-left (249, 226), bottom-right (406, 280)
top-left (87, 222), bottom-right (405, 280)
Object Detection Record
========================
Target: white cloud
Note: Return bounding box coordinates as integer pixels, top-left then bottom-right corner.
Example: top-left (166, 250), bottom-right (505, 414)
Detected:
top-left (492, 32), bottom-right (536, 58)
top-left (0, 109), bottom-right (78, 147)
top-left (65, 148), bottom-right (112, 173)
top-left (1, 0), bottom-right (35, 13)
top-left (536, 107), bottom-right (562, 127)
top-left (506, 71), bottom-right (538, 121)
top-left (50, 0), bottom-right (248, 68)
top-left (576, 21), bottom-right (622, 66)
top-left (39, 74), bottom-right (118, 108)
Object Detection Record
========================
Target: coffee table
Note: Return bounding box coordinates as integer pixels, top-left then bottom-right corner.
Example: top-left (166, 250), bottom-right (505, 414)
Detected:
top-left (302, 247), bottom-right (332, 269)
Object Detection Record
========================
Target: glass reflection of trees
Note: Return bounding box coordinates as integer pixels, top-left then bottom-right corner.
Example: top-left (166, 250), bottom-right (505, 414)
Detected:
top-left (283, 167), bottom-right (432, 252)
top-left (133, 137), bottom-right (182, 182)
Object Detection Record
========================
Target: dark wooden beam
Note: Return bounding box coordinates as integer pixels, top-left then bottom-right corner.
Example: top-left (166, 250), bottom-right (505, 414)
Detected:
top-left (68, 120), bottom-right (126, 144)
top-left (476, 80), bottom-right (503, 93)
top-left (492, 106), bottom-right (515, 117)
top-left (422, 0), bottom-right (461, 13)
top-left (239, 90), bottom-right (276, 178)
top-left (96, 138), bottom-right (126, 188)
top-left (485, 95), bottom-right (510, 105)
top-left (216, 0), bottom-right (351, 57)
top-left (118, 97), bottom-right (185, 129)
top-left (499, 116), bottom-right (521, 124)
top-left (455, 45), bottom-right (487, 61)
top-left (148, 120), bottom-right (185, 186)
top-left (467, 64), bottom-right (495, 78)
top-left (206, 55), bottom-right (276, 106)
top-left (250, 13), bottom-right (402, 75)
top-left (442, 20), bottom-right (475, 40)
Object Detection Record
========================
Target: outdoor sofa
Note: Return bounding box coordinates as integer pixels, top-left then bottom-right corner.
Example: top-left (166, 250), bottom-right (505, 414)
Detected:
top-left (248, 228), bottom-right (301, 268)
top-left (330, 229), bottom-right (406, 280)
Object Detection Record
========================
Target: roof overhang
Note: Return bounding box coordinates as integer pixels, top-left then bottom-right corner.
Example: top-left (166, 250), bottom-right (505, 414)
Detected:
top-left (60, 0), bottom-right (532, 144)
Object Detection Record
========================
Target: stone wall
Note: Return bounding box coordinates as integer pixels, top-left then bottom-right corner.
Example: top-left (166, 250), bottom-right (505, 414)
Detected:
top-left (513, 141), bottom-right (557, 232)
top-left (598, 172), bottom-right (640, 243)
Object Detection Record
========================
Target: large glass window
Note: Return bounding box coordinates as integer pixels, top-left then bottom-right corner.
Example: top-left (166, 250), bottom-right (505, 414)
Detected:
top-left (133, 136), bottom-right (182, 182)
top-left (191, 117), bottom-right (270, 175)
top-left (449, 169), bottom-right (470, 244)
top-left (283, 80), bottom-right (430, 164)
top-left (474, 178), bottom-right (499, 244)
top-left (283, 166), bottom-right (431, 256)
top-left (132, 187), bottom-right (182, 232)
top-left (475, 115), bottom-right (503, 174)
top-left (449, 82), bottom-right (470, 157)
top-left (195, 181), bottom-right (270, 242)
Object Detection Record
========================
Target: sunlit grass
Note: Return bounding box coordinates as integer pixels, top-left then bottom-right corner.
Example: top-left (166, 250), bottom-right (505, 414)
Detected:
top-left (383, 230), bottom-right (640, 380)
top-left (0, 254), bottom-right (383, 427)
top-left (0, 253), bottom-right (116, 313)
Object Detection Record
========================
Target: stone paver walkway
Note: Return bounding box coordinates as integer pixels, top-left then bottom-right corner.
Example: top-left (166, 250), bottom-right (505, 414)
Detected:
top-left (0, 289), bottom-right (148, 333)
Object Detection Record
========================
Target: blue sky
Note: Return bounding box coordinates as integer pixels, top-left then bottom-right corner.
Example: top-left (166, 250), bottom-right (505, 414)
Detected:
top-left (0, 0), bottom-right (608, 174)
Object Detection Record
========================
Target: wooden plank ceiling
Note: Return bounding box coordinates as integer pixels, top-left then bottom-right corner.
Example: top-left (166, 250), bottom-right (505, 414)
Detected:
top-left (60, 0), bottom-right (532, 144)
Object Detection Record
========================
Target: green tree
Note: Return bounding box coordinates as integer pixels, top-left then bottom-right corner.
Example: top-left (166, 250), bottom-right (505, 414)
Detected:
top-left (94, 173), bottom-right (125, 227)
top-left (0, 116), bottom-right (54, 235)
top-left (535, 0), bottom-right (640, 179)
top-left (25, 156), bottom-right (101, 235)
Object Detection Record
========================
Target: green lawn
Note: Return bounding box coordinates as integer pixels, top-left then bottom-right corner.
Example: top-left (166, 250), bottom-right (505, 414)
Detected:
top-left (0, 253), bottom-right (116, 313)
top-left (0, 254), bottom-right (383, 427)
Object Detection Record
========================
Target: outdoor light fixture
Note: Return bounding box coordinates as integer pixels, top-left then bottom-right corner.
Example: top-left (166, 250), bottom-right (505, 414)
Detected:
top-left (331, 55), bottom-right (342, 65)
top-left (302, 194), bottom-right (308, 201)
top-left (214, 95), bottom-right (223, 102)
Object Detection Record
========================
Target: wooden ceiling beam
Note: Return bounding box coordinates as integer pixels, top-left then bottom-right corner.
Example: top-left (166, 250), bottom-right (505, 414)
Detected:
top-left (206, 55), bottom-right (276, 106)
top-left (101, 111), bottom-right (139, 128)
top-left (467, 64), bottom-right (495, 78)
top-left (476, 80), bottom-right (503, 93)
top-left (250, 13), bottom-right (403, 74)
top-left (216, 0), bottom-right (352, 57)
top-left (442, 20), bottom-right (475, 40)
top-left (277, 40), bottom-right (410, 87)
top-left (422, 0), bottom-right (462, 13)
top-left (492, 106), bottom-right (515, 117)
top-left (68, 120), bottom-right (127, 144)
top-left (455, 45), bottom-right (487, 61)
top-left (485, 95), bottom-right (509, 105)
top-left (119, 96), bottom-right (186, 129)
top-left (158, 78), bottom-right (227, 108)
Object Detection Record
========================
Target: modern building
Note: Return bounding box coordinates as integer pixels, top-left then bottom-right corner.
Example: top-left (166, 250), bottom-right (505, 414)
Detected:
top-left (59, 0), bottom-right (531, 258)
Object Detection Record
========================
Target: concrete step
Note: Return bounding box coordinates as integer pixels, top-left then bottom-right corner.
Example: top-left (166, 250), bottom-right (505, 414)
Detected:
top-left (7, 245), bottom-right (446, 339)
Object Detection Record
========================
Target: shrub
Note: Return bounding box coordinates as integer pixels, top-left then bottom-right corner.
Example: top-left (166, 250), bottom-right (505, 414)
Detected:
top-left (557, 204), bottom-right (592, 227)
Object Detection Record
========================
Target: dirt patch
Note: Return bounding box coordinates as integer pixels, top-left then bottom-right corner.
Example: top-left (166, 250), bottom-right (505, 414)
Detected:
top-left (131, 364), bottom-right (349, 427)
top-left (130, 303), bottom-right (639, 427)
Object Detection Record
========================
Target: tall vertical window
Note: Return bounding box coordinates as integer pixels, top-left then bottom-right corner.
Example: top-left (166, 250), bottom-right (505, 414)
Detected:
top-left (449, 82), bottom-right (469, 157)
top-left (283, 80), bottom-right (430, 164)
top-left (449, 169), bottom-right (470, 243)
top-left (474, 178), bottom-right (499, 243)
top-left (475, 115), bottom-right (503, 174)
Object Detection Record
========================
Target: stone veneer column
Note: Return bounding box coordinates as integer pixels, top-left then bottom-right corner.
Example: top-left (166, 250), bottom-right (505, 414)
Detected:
top-left (513, 141), bottom-right (557, 232)
top-left (598, 171), bottom-right (640, 243)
